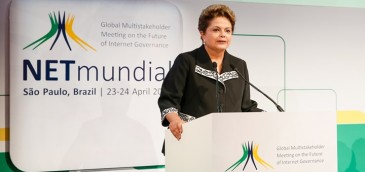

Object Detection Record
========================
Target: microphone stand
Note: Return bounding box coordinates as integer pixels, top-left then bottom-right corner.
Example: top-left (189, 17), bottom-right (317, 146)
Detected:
top-left (230, 64), bottom-right (285, 112)
top-left (212, 62), bottom-right (222, 112)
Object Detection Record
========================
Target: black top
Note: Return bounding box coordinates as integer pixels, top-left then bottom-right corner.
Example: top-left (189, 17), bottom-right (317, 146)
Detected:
top-left (158, 45), bottom-right (262, 127)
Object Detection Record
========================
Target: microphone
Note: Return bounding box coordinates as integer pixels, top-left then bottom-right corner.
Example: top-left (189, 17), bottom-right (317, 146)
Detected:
top-left (230, 64), bottom-right (285, 112)
top-left (212, 62), bottom-right (222, 112)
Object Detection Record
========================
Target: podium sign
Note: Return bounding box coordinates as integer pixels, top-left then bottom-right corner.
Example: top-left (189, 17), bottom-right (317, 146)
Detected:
top-left (165, 112), bottom-right (337, 172)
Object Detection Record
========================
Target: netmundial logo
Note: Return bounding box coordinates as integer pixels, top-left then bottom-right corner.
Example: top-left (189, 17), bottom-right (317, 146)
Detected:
top-left (226, 142), bottom-right (273, 171)
top-left (23, 11), bottom-right (96, 51)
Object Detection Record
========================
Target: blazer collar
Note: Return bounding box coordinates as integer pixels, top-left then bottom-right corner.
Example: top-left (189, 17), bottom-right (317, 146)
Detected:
top-left (196, 45), bottom-right (233, 73)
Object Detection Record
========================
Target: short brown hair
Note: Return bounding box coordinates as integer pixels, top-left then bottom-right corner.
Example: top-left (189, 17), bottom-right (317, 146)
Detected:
top-left (198, 4), bottom-right (236, 33)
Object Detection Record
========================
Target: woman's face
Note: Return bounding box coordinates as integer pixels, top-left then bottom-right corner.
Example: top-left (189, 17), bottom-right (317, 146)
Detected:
top-left (200, 16), bottom-right (232, 53)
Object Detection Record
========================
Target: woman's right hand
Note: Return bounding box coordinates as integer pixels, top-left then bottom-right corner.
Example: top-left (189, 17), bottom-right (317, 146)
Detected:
top-left (166, 112), bottom-right (185, 140)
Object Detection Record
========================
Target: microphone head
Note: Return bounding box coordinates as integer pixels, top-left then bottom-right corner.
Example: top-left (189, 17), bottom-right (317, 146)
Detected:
top-left (212, 62), bottom-right (217, 68)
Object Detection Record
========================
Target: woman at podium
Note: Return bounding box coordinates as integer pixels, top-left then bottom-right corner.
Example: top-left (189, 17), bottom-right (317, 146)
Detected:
top-left (158, 4), bottom-right (262, 154)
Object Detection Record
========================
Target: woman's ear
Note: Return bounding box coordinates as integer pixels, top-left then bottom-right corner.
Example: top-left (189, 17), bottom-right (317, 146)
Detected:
top-left (199, 31), bottom-right (205, 43)
top-left (199, 30), bottom-right (204, 37)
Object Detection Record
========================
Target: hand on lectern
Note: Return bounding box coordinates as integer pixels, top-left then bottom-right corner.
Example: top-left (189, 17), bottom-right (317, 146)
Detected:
top-left (166, 112), bottom-right (185, 140)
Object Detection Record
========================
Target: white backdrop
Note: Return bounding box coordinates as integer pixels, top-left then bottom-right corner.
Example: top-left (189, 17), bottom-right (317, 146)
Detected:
top-left (3, 0), bottom-right (365, 171)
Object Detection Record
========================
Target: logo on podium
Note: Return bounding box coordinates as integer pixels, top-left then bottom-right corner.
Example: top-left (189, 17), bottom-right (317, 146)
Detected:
top-left (226, 141), bottom-right (273, 171)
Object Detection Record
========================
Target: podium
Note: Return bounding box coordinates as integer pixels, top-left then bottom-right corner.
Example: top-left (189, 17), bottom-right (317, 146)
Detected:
top-left (165, 112), bottom-right (337, 172)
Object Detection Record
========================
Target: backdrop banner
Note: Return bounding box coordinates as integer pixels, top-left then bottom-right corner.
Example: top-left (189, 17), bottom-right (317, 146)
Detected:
top-left (10, 0), bottom-right (181, 171)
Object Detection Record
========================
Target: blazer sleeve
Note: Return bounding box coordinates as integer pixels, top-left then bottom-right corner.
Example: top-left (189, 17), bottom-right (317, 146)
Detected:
top-left (240, 61), bottom-right (264, 112)
top-left (158, 54), bottom-right (190, 126)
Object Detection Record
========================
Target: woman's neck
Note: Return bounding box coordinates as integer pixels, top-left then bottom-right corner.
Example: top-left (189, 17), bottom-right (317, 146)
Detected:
top-left (205, 46), bottom-right (225, 60)
top-left (205, 46), bottom-right (225, 73)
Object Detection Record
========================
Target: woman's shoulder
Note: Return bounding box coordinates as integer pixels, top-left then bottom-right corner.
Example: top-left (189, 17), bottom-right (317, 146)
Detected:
top-left (225, 51), bottom-right (247, 67)
top-left (175, 47), bottom-right (201, 62)
top-left (182, 46), bottom-right (201, 57)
